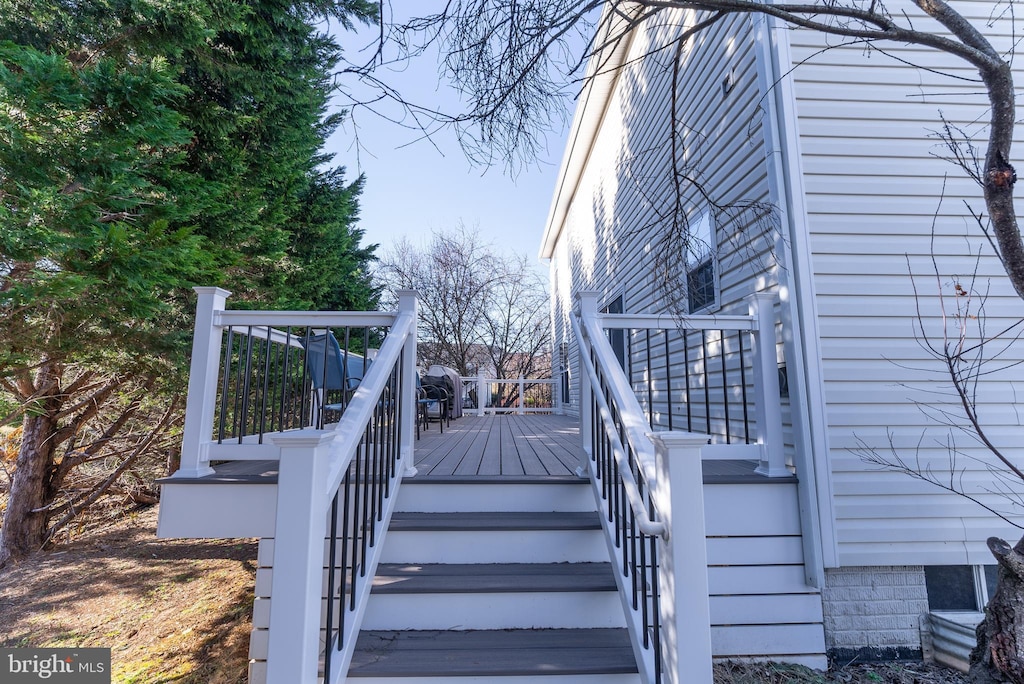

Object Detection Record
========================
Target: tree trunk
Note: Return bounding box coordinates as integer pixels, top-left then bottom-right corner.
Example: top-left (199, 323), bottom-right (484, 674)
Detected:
top-left (0, 369), bottom-right (61, 567)
top-left (968, 536), bottom-right (1024, 683)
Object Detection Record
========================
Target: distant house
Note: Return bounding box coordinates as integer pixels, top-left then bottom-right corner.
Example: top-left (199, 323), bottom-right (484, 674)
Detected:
top-left (541, 0), bottom-right (1024, 663)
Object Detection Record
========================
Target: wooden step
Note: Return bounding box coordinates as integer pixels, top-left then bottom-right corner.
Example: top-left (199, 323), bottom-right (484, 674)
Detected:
top-left (388, 510), bottom-right (602, 531)
top-left (371, 562), bottom-right (617, 594)
top-left (362, 562), bottom-right (627, 630)
top-left (348, 628), bottom-right (638, 678)
top-left (396, 476), bottom-right (593, 513)
top-left (380, 511), bottom-right (609, 564)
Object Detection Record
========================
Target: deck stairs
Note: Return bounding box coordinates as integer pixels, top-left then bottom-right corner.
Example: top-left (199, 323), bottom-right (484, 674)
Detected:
top-left (346, 474), bottom-right (641, 683)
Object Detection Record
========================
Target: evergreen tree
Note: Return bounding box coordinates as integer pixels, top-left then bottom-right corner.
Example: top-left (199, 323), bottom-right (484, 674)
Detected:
top-left (0, 0), bottom-right (378, 565)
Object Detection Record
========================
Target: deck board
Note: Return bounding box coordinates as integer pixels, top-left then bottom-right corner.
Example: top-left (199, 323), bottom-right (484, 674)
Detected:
top-left (414, 414), bottom-right (581, 478)
top-left (349, 628), bottom-right (638, 677)
top-left (173, 414), bottom-right (792, 485)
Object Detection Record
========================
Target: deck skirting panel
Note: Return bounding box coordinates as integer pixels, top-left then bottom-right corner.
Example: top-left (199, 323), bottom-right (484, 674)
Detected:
top-left (705, 480), bottom-right (826, 668)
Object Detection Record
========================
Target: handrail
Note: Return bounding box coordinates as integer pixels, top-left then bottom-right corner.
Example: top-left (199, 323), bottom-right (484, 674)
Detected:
top-left (216, 309), bottom-right (399, 328)
top-left (570, 313), bottom-right (667, 538)
top-left (573, 291), bottom-right (718, 684)
top-left (575, 310), bottom-right (662, 486)
top-left (596, 312), bottom-right (757, 331)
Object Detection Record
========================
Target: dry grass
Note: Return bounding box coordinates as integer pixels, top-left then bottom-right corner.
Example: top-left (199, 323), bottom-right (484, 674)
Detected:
top-left (0, 506), bottom-right (255, 683)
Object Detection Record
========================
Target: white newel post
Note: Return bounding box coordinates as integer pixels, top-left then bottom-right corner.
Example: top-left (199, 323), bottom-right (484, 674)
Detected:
top-left (745, 293), bottom-right (787, 477)
top-left (267, 430), bottom-right (335, 684)
top-left (517, 376), bottom-right (525, 414)
top-left (651, 432), bottom-right (713, 684)
top-left (575, 292), bottom-right (599, 477)
top-left (398, 290), bottom-right (418, 477)
top-left (176, 287), bottom-right (230, 478)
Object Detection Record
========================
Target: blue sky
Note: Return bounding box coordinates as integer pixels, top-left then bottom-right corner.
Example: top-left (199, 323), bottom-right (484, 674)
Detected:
top-left (322, 8), bottom-right (573, 268)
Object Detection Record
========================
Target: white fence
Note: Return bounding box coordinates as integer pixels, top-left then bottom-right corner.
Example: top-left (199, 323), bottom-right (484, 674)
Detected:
top-left (458, 375), bottom-right (559, 415)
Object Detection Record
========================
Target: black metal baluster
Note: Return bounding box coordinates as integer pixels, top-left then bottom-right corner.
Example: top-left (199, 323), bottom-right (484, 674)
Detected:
top-left (639, 514), bottom-right (650, 648)
top-left (359, 430), bottom-right (371, 576)
top-left (701, 330), bottom-right (711, 435)
top-left (739, 331), bottom-right (750, 443)
top-left (238, 329), bottom-right (256, 442)
top-left (258, 327), bottom-right (273, 443)
top-left (342, 327), bottom-right (352, 411)
top-left (372, 405), bottom-right (383, 535)
top-left (628, 492), bottom-right (638, 609)
top-left (650, 519), bottom-right (662, 682)
top-left (249, 335), bottom-right (266, 438)
top-left (299, 328), bottom-right (313, 429)
top-left (392, 351), bottom-right (404, 480)
top-left (278, 328), bottom-right (294, 433)
top-left (378, 387), bottom-right (388, 517)
top-left (317, 329), bottom-right (330, 429)
top-left (683, 330), bottom-right (692, 433)
top-left (613, 460), bottom-right (621, 545)
top-left (664, 330), bottom-right (674, 431)
top-left (323, 491), bottom-right (340, 682)
top-left (350, 443), bottom-right (361, 610)
top-left (231, 333), bottom-right (245, 440)
top-left (645, 329), bottom-right (654, 428)
top-left (721, 330), bottom-right (731, 443)
top-left (267, 331), bottom-right (281, 434)
top-left (383, 368), bottom-right (395, 492)
top-left (340, 469), bottom-right (352, 623)
top-left (218, 327), bottom-right (235, 443)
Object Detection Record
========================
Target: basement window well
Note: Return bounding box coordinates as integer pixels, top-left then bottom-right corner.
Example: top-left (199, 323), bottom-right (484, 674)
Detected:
top-left (926, 565), bottom-right (997, 672)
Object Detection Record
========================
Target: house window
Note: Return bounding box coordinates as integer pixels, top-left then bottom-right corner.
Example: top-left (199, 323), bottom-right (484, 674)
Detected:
top-left (602, 294), bottom-right (627, 373)
top-left (925, 565), bottom-right (998, 611)
top-left (685, 211), bottom-right (717, 313)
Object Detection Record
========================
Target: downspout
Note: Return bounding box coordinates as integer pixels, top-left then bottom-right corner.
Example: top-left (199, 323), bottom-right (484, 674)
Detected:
top-left (751, 12), bottom-right (839, 585)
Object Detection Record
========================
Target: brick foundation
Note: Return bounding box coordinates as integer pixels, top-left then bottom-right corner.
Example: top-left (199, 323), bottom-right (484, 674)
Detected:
top-left (822, 566), bottom-right (928, 662)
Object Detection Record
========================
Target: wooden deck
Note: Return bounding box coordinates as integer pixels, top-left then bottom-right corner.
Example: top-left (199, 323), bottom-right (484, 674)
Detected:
top-left (412, 414), bottom-right (582, 478)
top-left (169, 412), bottom-right (787, 485)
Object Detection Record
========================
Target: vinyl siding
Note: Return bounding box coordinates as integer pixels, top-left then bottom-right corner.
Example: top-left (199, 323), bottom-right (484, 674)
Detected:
top-left (548, 8), bottom-right (782, 439)
top-left (787, 0), bottom-right (1024, 566)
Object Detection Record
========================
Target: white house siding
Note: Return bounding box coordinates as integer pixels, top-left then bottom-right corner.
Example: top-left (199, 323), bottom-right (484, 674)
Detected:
top-left (786, 0), bottom-right (1024, 568)
top-left (547, 8), bottom-right (784, 439)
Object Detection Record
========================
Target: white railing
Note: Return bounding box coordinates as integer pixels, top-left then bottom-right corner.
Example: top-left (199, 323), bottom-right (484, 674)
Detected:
top-left (458, 375), bottom-right (558, 415)
top-left (573, 290), bottom-right (785, 684)
top-left (173, 287), bottom-right (419, 684)
top-left (588, 291), bottom-right (786, 474)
